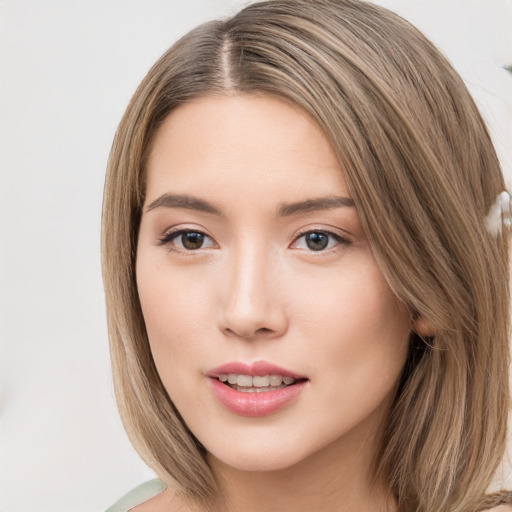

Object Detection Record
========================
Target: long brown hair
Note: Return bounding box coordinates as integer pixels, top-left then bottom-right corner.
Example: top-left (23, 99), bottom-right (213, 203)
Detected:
top-left (102, 1), bottom-right (511, 510)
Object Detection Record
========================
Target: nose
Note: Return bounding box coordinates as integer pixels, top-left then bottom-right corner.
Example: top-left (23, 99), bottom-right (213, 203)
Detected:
top-left (218, 246), bottom-right (288, 341)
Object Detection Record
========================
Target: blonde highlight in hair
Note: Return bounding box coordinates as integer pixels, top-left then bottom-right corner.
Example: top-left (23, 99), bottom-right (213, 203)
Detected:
top-left (102, 1), bottom-right (511, 510)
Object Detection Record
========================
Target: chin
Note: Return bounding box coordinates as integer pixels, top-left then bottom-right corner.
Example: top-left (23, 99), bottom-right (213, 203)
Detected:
top-left (205, 435), bottom-right (325, 474)
top-left (224, 455), bottom-right (302, 473)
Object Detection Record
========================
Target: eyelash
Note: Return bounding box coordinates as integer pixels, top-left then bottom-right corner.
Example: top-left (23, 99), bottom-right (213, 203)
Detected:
top-left (294, 229), bottom-right (351, 254)
top-left (157, 228), bottom-right (352, 256)
top-left (157, 229), bottom-right (216, 256)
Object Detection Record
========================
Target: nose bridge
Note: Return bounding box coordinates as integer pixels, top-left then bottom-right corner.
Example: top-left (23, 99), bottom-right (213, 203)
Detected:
top-left (231, 243), bottom-right (269, 305)
top-left (220, 238), bottom-right (286, 339)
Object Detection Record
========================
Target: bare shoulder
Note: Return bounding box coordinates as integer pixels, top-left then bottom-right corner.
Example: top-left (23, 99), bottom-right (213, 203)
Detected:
top-left (131, 487), bottom-right (196, 512)
top-left (486, 506), bottom-right (512, 512)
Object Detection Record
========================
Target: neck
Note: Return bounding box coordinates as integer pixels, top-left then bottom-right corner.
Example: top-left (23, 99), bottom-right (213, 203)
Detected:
top-left (207, 417), bottom-right (397, 512)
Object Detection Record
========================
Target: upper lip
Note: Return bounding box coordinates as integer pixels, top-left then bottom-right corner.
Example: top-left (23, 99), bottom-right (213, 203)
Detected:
top-left (207, 361), bottom-right (307, 380)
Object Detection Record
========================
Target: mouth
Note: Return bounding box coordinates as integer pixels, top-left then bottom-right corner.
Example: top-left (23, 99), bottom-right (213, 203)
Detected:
top-left (207, 362), bottom-right (309, 417)
top-left (217, 373), bottom-right (301, 393)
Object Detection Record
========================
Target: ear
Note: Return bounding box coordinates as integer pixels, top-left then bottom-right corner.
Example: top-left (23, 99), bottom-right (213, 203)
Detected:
top-left (413, 316), bottom-right (436, 338)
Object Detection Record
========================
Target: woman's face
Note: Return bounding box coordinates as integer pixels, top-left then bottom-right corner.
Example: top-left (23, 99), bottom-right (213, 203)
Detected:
top-left (136, 94), bottom-right (411, 472)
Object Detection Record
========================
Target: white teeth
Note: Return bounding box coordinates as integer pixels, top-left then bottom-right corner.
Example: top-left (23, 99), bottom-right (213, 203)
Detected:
top-left (253, 375), bottom-right (270, 387)
top-left (218, 374), bottom-right (297, 388)
top-left (232, 385), bottom-right (285, 393)
top-left (236, 375), bottom-right (253, 387)
top-left (269, 375), bottom-right (282, 386)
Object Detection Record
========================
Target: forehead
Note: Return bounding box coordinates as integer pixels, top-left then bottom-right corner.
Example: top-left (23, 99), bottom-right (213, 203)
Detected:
top-left (145, 94), bottom-right (349, 206)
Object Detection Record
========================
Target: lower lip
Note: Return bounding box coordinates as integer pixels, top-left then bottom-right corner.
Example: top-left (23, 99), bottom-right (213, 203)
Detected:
top-left (208, 378), bottom-right (307, 417)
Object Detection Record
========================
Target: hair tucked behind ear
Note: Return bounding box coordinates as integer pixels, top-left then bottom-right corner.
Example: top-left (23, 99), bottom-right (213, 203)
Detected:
top-left (102, 1), bottom-right (511, 510)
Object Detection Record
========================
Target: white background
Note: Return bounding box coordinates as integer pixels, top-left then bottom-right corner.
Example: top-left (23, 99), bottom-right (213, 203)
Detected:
top-left (0, 1), bottom-right (510, 511)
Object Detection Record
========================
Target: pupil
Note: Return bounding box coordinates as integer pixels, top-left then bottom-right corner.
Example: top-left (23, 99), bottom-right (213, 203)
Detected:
top-left (306, 232), bottom-right (328, 251)
top-left (182, 232), bottom-right (204, 249)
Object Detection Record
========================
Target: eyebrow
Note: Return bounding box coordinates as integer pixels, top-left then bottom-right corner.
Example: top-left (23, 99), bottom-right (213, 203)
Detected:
top-left (146, 193), bottom-right (222, 215)
top-left (145, 193), bottom-right (354, 216)
top-left (277, 196), bottom-right (354, 216)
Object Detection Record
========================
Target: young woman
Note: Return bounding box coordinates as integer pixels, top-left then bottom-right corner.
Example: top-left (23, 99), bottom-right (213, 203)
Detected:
top-left (102, 1), bottom-right (512, 511)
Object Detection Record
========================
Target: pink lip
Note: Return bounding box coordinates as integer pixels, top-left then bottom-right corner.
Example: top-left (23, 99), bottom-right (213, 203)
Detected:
top-left (207, 361), bottom-right (306, 380)
top-left (206, 361), bottom-right (308, 417)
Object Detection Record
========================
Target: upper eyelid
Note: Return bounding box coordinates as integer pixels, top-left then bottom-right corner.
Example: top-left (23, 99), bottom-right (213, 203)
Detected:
top-left (158, 228), bottom-right (215, 245)
top-left (294, 226), bottom-right (351, 239)
top-left (156, 229), bottom-right (216, 256)
top-left (157, 223), bottom-right (213, 239)
top-left (157, 227), bottom-right (350, 254)
top-left (158, 226), bottom-right (348, 241)
top-left (293, 226), bottom-right (353, 247)
top-left (292, 229), bottom-right (351, 250)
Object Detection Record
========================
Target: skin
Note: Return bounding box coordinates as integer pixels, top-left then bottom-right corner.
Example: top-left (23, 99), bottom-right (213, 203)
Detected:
top-left (135, 94), bottom-right (417, 512)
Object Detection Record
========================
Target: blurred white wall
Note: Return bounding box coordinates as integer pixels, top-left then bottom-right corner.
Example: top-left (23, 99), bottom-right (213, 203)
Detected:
top-left (0, 1), bottom-right (510, 511)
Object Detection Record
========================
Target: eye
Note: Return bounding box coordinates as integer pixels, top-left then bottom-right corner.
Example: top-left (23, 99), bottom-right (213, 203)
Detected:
top-left (292, 230), bottom-right (350, 252)
top-left (158, 229), bottom-right (215, 252)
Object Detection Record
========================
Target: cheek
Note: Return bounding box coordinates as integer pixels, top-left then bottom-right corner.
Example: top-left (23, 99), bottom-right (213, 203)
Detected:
top-left (135, 252), bottom-right (230, 397)
top-left (300, 265), bottom-right (410, 386)
top-left (136, 259), bottom-right (206, 363)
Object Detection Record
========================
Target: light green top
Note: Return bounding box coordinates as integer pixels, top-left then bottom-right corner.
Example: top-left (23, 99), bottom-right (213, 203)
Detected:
top-left (106, 479), bottom-right (167, 512)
